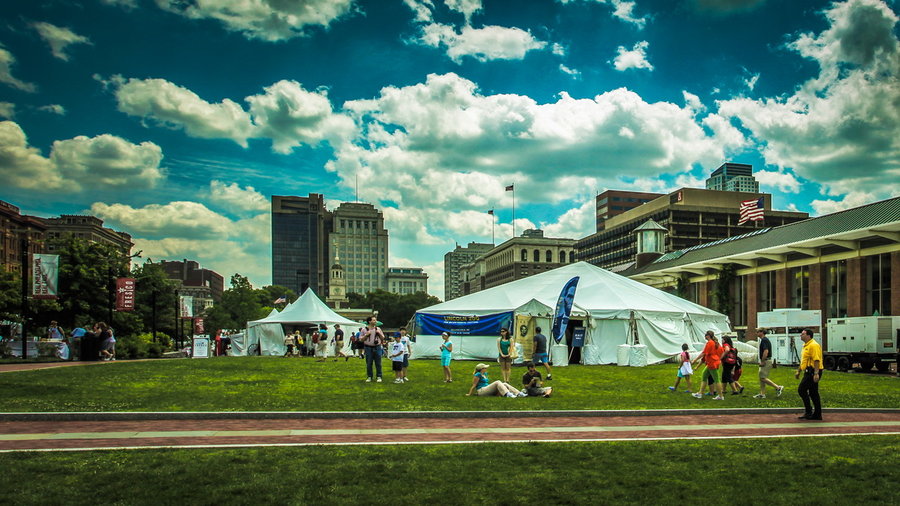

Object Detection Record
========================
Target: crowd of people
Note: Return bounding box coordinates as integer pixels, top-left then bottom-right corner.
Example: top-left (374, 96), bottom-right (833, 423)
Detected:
top-left (41, 320), bottom-right (116, 361)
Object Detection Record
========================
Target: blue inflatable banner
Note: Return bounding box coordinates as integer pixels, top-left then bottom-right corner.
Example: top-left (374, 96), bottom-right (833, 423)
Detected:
top-left (416, 312), bottom-right (513, 336)
top-left (551, 276), bottom-right (580, 344)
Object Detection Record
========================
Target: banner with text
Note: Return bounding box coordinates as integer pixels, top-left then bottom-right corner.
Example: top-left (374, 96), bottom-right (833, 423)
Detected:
top-left (116, 278), bottom-right (136, 311)
top-left (416, 311), bottom-right (513, 336)
top-left (179, 295), bottom-right (193, 318)
top-left (194, 318), bottom-right (204, 335)
top-left (32, 254), bottom-right (59, 299)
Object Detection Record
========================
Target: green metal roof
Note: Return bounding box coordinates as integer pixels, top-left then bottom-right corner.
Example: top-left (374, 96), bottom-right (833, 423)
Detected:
top-left (629, 196), bottom-right (900, 275)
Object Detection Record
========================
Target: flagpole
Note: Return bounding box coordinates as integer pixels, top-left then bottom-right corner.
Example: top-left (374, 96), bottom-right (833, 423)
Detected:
top-left (512, 186), bottom-right (516, 239)
top-left (492, 213), bottom-right (495, 245)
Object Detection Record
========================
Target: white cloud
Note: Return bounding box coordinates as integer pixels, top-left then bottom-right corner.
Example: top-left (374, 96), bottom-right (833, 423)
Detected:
top-left (0, 47), bottom-right (36, 93)
top-left (612, 40), bottom-right (653, 71)
top-left (811, 190), bottom-right (879, 216)
top-left (403, 0), bottom-right (435, 22)
top-left (32, 22), bottom-right (91, 61)
top-left (0, 120), bottom-right (164, 192)
top-left (0, 102), bottom-right (14, 119)
top-left (445, 0), bottom-right (482, 22)
top-left (717, 0), bottom-right (900, 198)
top-left (552, 43), bottom-right (567, 56)
top-left (247, 80), bottom-right (357, 154)
top-left (155, 0), bottom-right (356, 42)
top-left (755, 169), bottom-right (802, 193)
top-left (744, 72), bottom-right (759, 91)
top-left (560, 64), bottom-right (581, 78)
top-left (557, 0), bottom-right (648, 28)
top-left (418, 23), bottom-right (547, 63)
top-left (38, 104), bottom-right (66, 115)
top-left (91, 201), bottom-right (231, 239)
top-left (209, 180), bottom-right (269, 213)
top-left (541, 199), bottom-right (596, 238)
top-left (114, 77), bottom-right (254, 147)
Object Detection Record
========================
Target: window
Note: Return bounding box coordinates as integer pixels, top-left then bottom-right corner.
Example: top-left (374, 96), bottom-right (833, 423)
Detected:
top-left (569, 251), bottom-right (575, 263)
top-left (731, 275), bottom-right (747, 326)
top-left (867, 254), bottom-right (891, 315)
top-left (790, 266), bottom-right (809, 309)
top-left (533, 249), bottom-right (540, 262)
top-left (826, 260), bottom-right (847, 318)
top-left (559, 251), bottom-right (566, 263)
top-left (759, 271), bottom-right (776, 312)
top-left (546, 250), bottom-right (552, 262)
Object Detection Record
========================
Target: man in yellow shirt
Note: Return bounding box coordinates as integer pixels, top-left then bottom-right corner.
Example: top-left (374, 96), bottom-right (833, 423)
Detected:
top-left (794, 328), bottom-right (823, 420)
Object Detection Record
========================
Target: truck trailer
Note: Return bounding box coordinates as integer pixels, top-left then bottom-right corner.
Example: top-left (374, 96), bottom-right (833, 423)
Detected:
top-left (824, 316), bottom-right (899, 372)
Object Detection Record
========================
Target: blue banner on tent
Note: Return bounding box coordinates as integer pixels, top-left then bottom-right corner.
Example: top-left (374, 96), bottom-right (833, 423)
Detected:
top-left (416, 312), bottom-right (513, 336)
top-left (551, 276), bottom-right (580, 344)
top-left (572, 327), bottom-right (586, 348)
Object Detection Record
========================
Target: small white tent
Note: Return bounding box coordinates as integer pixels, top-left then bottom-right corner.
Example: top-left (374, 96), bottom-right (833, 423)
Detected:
top-left (414, 262), bottom-right (730, 365)
top-left (236, 289), bottom-right (362, 356)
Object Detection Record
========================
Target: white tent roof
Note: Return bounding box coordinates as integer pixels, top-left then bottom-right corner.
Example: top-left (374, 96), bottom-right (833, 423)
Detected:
top-left (420, 261), bottom-right (726, 320)
top-left (249, 289), bottom-right (360, 327)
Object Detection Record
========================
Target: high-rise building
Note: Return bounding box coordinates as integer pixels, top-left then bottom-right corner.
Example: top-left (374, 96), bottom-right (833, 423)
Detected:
top-left (41, 214), bottom-right (133, 257)
top-left (160, 259), bottom-right (225, 315)
top-left (329, 202), bottom-right (388, 295)
top-left (705, 162), bottom-right (759, 192)
top-left (271, 194), bottom-right (331, 296)
top-left (444, 242), bottom-right (494, 301)
top-left (386, 267), bottom-right (428, 295)
top-left (595, 190), bottom-right (664, 232)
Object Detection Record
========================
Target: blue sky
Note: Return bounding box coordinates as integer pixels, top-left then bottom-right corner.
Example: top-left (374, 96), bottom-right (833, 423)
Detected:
top-left (1, 0), bottom-right (898, 300)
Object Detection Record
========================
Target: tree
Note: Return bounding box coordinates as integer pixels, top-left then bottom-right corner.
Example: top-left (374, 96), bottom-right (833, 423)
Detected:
top-left (255, 285), bottom-right (297, 308)
top-left (205, 274), bottom-right (268, 334)
top-left (132, 260), bottom-right (179, 341)
top-left (346, 290), bottom-right (441, 328)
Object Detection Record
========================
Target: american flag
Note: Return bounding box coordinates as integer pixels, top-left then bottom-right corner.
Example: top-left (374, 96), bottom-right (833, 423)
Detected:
top-left (487, 209), bottom-right (494, 215)
top-left (273, 296), bottom-right (287, 304)
top-left (505, 184), bottom-right (514, 191)
top-left (738, 197), bottom-right (764, 225)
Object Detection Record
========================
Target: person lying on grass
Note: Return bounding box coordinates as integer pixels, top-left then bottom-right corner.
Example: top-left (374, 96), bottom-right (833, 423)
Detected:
top-left (466, 363), bottom-right (526, 397)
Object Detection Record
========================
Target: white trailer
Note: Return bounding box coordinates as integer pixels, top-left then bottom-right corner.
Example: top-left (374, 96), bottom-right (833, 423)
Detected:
top-left (756, 309), bottom-right (822, 366)
top-left (824, 316), bottom-right (900, 372)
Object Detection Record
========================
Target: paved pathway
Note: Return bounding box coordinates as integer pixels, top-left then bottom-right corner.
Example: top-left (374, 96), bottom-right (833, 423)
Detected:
top-left (1, 410), bottom-right (897, 452)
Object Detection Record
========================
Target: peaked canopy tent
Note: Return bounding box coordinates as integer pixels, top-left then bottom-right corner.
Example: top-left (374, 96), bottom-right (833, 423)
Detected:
top-left (413, 262), bottom-right (730, 365)
top-left (234, 290), bottom-right (362, 356)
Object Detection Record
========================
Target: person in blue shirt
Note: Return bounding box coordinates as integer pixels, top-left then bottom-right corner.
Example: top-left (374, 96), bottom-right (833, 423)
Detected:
top-left (465, 363), bottom-right (526, 397)
top-left (439, 332), bottom-right (453, 382)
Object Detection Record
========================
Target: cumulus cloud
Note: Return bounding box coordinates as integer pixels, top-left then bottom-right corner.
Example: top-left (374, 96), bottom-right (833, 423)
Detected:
top-left (247, 80), bottom-right (357, 154)
top-left (560, 64), bottom-right (581, 78)
top-left (155, 0), bottom-right (355, 42)
top-left (38, 104), bottom-right (66, 115)
top-left (541, 199), bottom-right (596, 238)
top-left (612, 40), bottom-right (653, 71)
top-left (557, 0), bottom-right (648, 28)
top-left (114, 77), bottom-right (254, 147)
top-left (403, 0), bottom-right (436, 22)
top-left (0, 47), bottom-right (36, 93)
top-left (445, 0), bottom-right (483, 22)
top-left (32, 22), bottom-right (91, 61)
top-left (209, 180), bottom-right (269, 213)
top-left (755, 169), bottom-right (802, 193)
top-left (0, 121), bottom-right (62, 189)
top-left (417, 23), bottom-right (547, 62)
top-left (0, 102), bottom-right (14, 119)
top-left (717, 0), bottom-right (900, 198)
top-left (811, 190), bottom-right (880, 216)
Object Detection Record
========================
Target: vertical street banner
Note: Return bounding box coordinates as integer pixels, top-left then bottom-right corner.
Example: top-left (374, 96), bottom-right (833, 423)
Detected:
top-left (32, 254), bottom-right (59, 299)
top-left (179, 295), bottom-right (194, 318)
top-left (551, 276), bottom-right (580, 344)
top-left (116, 278), bottom-right (136, 311)
top-left (193, 318), bottom-right (204, 335)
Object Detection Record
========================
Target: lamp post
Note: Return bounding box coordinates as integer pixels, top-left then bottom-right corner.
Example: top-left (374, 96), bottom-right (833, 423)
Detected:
top-left (20, 236), bottom-right (28, 361)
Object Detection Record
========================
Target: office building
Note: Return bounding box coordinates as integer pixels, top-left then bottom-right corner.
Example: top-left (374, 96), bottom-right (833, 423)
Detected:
top-left (386, 267), bottom-right (428, 295)
top-left (576, 188), bottom-right (808, 271)
top-left (271, 194), bottom-right (331, 296)
top-left (444, 242), bottom-right (494, 301)
top-left (596, 190), bottom-right (664, 232)
top-left (329, 202), bottom-right (389, 295)
top-left (41, 214), bottom-right (133, 257)
top-left (160, 259), bottom-right (225, 315)
top-left (0, 200), bottom-right (47, 273)
top-left (705, 162), bottom-right (759, 193)
top-left (461, 229), bottom-right (576, 295)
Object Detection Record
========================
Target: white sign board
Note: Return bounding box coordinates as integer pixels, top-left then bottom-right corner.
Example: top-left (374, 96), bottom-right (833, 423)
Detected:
top-left (757, 309), bottom-right (822, 329)
top-left (192, 337), bottom-right (210, 358)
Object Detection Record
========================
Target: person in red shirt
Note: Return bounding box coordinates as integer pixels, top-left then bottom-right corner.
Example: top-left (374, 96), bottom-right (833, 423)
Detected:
top-left (692, 331), bottom-right (725, 400)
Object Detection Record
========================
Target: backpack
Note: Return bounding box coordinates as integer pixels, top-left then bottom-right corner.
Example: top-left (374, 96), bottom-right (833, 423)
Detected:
top-left (724, 346), bottom-right (737, 365)
top-left (311, 332), bottom-right (320, 344)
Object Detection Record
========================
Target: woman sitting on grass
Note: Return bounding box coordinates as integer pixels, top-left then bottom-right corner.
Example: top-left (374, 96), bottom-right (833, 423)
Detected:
top-left (465, 363), bottom-right (526, 397)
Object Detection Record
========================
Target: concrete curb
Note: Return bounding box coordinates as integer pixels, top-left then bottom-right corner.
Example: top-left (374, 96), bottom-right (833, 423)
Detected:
top-left (2, 407), bottom-right (898, 422)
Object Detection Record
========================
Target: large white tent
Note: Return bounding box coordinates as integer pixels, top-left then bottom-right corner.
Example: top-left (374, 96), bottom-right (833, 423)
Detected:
top-left (233, 289), bottom-right (362, 356)
top-left (413, 262), bottom-right (730, 365)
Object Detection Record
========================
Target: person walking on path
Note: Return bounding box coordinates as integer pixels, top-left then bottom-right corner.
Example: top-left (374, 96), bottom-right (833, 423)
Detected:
top-left (440, 332), bottom-right (453, 382)
top-left (362, 316), bottom-right (385, 383)
top-left (668, 343), bottom-right (693, 393)
top-left (465, 363), bottom-right (526, 397)
top-left (533, 326), bottom-right (552, 380)
top-left (721, 335), bottom-right (744, 395)
top-left (497, 327), bottom-right (514, 383)
top-left (399, 327), bottom-right (412, 382)
top-left (753, 328), bottom-right (784, 399)
top-left (692, 331), bottom-right (724, 400)
top-left (795, 328), bottom-right (824, 420)
top-left (333, 324), bottom-right (348, 361)
top-left (315, 324), bottom-right (329, 362)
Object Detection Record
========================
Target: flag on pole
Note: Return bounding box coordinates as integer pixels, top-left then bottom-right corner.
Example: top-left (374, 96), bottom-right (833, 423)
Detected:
top-left (487, 209), bottom-right (494, 215)
top-left (551, 276), bottom-right (580, 344)
top-left (273, 296), bottom-right (287, 304)
top-left (738, 197), bottom-right (764, 225)
top-left (505, 184), bottom-right (514, 191)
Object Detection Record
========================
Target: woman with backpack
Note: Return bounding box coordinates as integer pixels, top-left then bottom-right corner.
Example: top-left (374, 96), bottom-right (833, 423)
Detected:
top-left (721, 335), bottom-right (744, 395)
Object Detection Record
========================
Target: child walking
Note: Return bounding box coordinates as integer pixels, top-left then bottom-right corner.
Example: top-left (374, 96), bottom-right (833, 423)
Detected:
top-left (668, 344), bottom-right (694, 393)
top-left (439, 332), bottom-right (453, 382)
top-left (390, 333), bottom-right (407, 384)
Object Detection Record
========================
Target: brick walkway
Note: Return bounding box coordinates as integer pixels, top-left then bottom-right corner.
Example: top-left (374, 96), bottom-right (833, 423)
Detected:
top-left (1, 410), bottom-right (897, 452)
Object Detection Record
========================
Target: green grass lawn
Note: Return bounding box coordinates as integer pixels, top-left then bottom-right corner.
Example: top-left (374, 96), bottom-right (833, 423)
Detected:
top-left (1, 436), bottom-right (898, 505)
top-left (0, 356), bottom-right (897, 412)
